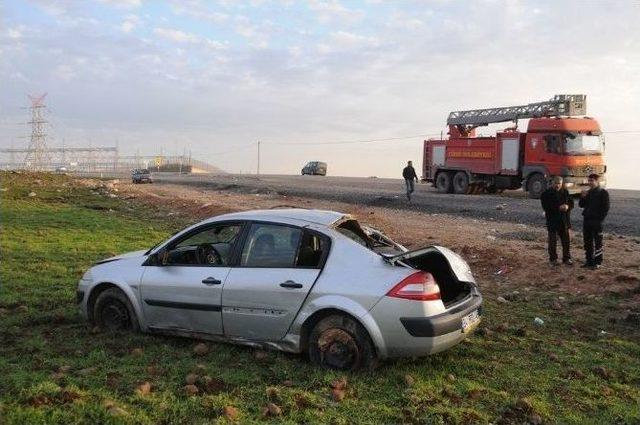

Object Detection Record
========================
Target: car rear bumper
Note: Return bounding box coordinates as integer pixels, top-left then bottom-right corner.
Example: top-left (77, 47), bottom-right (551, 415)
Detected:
top-left (400, 294), bottom-right (482, 337)
top-left (366, 291), bottom-right (482, 358)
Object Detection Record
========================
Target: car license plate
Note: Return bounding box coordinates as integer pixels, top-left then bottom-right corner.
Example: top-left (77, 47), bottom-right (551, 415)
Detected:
top-left (461, 310), bottom-right (480, 333)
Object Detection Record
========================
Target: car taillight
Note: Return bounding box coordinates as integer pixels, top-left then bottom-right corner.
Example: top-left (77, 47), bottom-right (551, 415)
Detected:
top-left (386, 271), bottom-right (441, 301)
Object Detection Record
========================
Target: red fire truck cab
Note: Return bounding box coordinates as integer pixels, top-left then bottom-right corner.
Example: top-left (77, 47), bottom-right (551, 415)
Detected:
top-left (422, 95), bottom-right (606, 198)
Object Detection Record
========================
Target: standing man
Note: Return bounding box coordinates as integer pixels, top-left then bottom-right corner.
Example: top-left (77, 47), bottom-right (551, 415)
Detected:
top-left (402, 161), bottom-right (419, 201)
top-left (541, 176), bottom-right (574, 266)
top-left (579, 174), bottom-right (610, 269)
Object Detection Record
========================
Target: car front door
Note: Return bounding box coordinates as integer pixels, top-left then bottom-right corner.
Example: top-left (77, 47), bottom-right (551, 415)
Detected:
top-left (140, 221), bottom-right (244, 335)
top-left (222, 223), bottom-right (330, 341)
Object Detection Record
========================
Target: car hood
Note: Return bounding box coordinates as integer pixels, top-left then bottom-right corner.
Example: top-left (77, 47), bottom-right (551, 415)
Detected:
top-left (94, 249), bottom-right (148, 265)
top-left (383, 245), bottom-right (475, 283)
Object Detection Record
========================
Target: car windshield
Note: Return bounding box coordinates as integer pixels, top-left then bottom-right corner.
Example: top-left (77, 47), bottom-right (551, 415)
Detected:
top-left (564, 133), bottom-right (603, 155)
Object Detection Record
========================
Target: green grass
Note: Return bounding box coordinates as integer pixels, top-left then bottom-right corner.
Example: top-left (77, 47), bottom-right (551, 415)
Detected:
top-left (1, 172), bottom-right (639, 424)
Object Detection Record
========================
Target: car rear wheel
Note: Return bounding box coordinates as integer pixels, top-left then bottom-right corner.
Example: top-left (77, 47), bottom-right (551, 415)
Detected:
top-left (93, 288), bottom-right (139, 332)
top-left (308, 314), bottom-right (376, 371)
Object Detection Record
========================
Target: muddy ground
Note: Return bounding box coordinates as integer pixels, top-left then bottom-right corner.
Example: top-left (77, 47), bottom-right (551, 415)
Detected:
top-left (90, 178), bottom-right (640, 313)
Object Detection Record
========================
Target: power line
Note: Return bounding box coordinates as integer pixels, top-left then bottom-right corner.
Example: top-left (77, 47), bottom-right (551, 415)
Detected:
top-left (251, 129), bottom-right (640, 148)
top-left (265, 133), bottom-right (443, 146)
top-left (207, 143), bottom-right (255, 156)
top-left (195, 128), bottom-right (640, 159)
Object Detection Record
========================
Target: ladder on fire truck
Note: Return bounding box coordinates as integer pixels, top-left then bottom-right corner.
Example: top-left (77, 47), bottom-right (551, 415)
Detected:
top-left (447, 94), bottom-right (587, 135)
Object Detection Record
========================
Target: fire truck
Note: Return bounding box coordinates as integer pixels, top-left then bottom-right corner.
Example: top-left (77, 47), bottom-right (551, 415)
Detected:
top-left (422, 95), bottom-right (606, 198)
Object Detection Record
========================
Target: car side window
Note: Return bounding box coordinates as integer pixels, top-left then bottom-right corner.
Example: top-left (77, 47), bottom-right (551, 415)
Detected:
top-left (296, 231), bottom-right (329, 268)
top-left (241, 223), bottom-right (302, 268)
top-left (165, 223), bottom-right (242, 266)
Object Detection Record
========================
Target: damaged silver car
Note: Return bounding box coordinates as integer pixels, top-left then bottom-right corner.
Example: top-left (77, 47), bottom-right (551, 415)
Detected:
top-left (77, 209), bottom-right (482, 370)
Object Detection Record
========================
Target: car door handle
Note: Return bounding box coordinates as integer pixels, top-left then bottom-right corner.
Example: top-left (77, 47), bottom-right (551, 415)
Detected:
top-left (202, 277), bottom-right (222, 285)
top-left (280, 280), bottom-right (303, 289)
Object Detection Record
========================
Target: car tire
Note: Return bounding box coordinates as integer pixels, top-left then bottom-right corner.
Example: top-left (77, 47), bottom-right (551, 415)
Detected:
top-left (453, 171), bottom-right (470, 194)
top-left (527, 173), bottom-right (547, 199)
top-left (93, 287), bottom-right (139, 332)
top-left (435, 172), bottom-right (453, 194)
top-left (308, 314), bottom-right (376, 371)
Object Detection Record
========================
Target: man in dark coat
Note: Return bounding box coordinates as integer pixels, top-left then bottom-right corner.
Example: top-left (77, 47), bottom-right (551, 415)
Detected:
top-left (540, 176), bottom-right (574, 265)
top-left (579, 173), bottom-right (610, 269)
top-left (402, 161), bottom-right (419, 201)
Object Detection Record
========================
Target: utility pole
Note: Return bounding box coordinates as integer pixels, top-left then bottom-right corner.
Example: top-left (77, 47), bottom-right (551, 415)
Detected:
top-left (10, 140), bottom-right (14, 169)
top-left (179, 146), bottom-right (185, 174)
top-left (257, 141), bottom-right (261, 176)
top-left (114, 139), bottom-right (119, 172)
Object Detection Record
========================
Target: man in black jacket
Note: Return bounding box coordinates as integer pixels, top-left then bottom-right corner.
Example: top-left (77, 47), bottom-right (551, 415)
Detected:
top-left (402, 161), bottom-right (419, 201)
top-left (541, 176), bottom-right (574, 265)
top-left (579, 173), bottom-right (610, 269)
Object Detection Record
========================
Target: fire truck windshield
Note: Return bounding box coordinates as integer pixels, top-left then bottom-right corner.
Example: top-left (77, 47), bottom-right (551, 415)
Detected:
top-left (564, 133), bottom-right (603, 155)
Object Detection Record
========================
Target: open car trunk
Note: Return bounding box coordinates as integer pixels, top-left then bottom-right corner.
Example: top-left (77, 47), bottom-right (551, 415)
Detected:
top-left (385, 246), bottom-right (477, 307)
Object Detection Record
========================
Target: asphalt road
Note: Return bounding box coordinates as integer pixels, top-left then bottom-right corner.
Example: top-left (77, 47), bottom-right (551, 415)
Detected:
top-left (152, 173), bottom-right (640, 237)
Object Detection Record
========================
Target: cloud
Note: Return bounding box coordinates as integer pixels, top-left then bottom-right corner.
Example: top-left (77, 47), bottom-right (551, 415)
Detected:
top-left (330, 31), bottom-right (377, 47)
top-left (152, 27), bottom-right (227, 52)
top-left (7, 28), bottom-right (22, 39)
top-left (97, 0), bottom-right (142, 9)
top-left (53, 64), bottom-right (76, 81)
top-left (318, 31), bottom-right (378, 53)
top-left (308, 0), bottom-right (364, 24)
top-left (153, 27), bottom-right (199, 43)
top-left (120, 14), bottom-right (140, 33)
top-left (169, 1), bottom-right (230, 24)
top-left (232, 15), bottom-right (271, 49)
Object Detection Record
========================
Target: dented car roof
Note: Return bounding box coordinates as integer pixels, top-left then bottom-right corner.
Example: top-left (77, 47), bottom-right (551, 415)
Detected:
top-left (206, 208), bottom-right (349, 226)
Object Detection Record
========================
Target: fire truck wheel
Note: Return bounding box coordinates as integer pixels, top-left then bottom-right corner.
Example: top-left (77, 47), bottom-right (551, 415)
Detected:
top-left (527, 173), bottom-right (547, 199)
top-left (435, 172), bottom-right (453, 194)
top-left (453, 171), bottom-right (470, 194)
top-left (486, 185), bottom-right (498, 194)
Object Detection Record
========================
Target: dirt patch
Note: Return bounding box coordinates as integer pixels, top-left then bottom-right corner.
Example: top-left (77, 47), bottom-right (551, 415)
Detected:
top-left (26, 388), bottom-right (83, 407)
top-left (87, 178), bottom-right (640, 300)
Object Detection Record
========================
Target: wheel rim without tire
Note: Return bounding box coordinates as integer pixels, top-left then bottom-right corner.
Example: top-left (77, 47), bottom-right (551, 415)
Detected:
top-left (317, 328), bottom-right (360, 370)
top-left (101, 300), bottom-right (130, 330)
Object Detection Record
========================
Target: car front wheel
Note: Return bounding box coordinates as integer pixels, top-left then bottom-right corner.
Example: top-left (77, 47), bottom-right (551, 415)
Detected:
top-left (308, 314), bottom-right (376, 371)
top-left (93, 287), bottom-right (139, 332)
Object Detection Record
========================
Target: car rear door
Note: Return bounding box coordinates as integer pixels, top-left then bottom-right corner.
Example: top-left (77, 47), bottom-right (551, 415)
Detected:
top-left (140, 221), bottom-right (244, 335)
top-left (221, 222), bottom-right (329, 341)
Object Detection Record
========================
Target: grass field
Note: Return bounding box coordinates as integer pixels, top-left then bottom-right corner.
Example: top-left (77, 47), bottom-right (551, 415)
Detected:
top-left (1, 172), bottom-right (639, 424)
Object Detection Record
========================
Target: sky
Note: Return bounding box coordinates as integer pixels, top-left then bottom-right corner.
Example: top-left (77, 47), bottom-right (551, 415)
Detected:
top-left (1, 0), bottom-right (639, 188)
